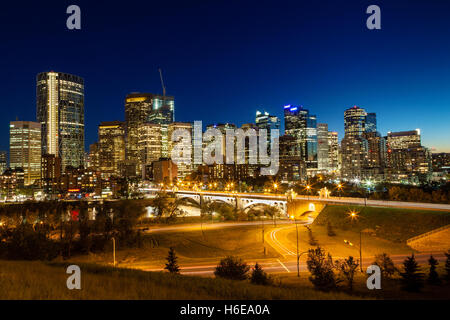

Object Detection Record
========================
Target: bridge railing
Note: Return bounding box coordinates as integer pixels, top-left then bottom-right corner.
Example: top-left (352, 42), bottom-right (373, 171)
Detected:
top-left (406, 224), bottom-right (450, 245)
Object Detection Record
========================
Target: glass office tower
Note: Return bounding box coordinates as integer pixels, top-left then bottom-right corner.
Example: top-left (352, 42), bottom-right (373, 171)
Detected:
top-left (284, 105), bottom-right (318, 170)
top-left (36, 72), bottom-right (85, 171)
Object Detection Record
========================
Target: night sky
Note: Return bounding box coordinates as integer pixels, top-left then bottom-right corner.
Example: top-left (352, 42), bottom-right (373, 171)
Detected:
top-left (0, 0), bottom-right (449, 153)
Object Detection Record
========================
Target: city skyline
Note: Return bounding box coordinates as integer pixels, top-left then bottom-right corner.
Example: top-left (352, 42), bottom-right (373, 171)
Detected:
top-left (0, 0), bottom-right (449, 153)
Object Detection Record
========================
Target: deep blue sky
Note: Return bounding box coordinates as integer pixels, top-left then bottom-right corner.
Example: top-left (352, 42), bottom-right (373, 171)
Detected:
top-left (0, 0), bottom-right (449, 152)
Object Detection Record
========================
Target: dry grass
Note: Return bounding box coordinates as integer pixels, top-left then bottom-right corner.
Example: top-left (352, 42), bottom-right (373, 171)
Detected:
top-left (0, 260), bottom-right (360, 300)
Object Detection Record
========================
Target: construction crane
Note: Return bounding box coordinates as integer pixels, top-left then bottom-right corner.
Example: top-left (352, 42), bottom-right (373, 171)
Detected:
top-left (158, 68), bottom-right (166, 106)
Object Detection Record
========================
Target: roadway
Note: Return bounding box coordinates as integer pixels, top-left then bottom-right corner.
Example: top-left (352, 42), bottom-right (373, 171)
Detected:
top-left (139, 221), bottom-right (447, 276)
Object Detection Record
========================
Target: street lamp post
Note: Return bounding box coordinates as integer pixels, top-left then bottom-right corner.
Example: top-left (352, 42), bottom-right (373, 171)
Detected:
top-left (290, 210), bottom-right (310, 277)
top-left (294, 217), bottom-right (299, 277)
top-left (112, 237), bottom-right (116, 267)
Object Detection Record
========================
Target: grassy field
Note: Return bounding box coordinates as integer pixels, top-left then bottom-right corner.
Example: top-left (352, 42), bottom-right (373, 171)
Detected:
top-left (282, 224), bottom-right (413, 258)
top-left (275, 268), bottom-right (450, 300)
top-left (313, 205), bottom-right (450, 243)
top-left (70, 224), bottom-right (280, 268)
top-left (0, 260), bottom-right (359, 300)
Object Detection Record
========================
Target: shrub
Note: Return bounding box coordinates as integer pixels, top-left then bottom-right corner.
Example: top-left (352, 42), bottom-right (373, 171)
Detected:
top-left (214, 256), bottom-right (249, 281)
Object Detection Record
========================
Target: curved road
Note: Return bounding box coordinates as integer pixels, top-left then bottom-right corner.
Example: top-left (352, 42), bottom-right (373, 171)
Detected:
top-left (137, 221), bottom-right (447, 276)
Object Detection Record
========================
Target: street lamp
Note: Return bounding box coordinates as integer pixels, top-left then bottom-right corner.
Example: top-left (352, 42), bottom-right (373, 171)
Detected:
top-left (290, 210), bottom-right (310, 277)
top-left (112, 237), bottom-right (116, 267)
top-left (306, 185), bottom-right (311, 200)
top-left (345, 210), bottom-right (363, 272)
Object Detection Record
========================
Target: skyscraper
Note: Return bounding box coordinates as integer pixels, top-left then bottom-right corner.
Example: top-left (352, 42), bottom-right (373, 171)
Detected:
top-left (168, 122), bottom-right (193, 179)
top-left (344, 106), bottom-right (367, 137)
top-left (284, 105), bottom-right (318, 171)
top-left (98, 121), bottom-right (126, 176)
top-left (124, 93), bottom-right (175, 172)
top-left (138, 123), bottom-right (162, 179)
top-left (341, 106), bottom-right (368, 180)
top-left (9, 121), bottom-right (42, 185)
top-left (365, 113), bottom-right (377, 133)
top-left (0, 151), bottom-right (7, 175)
top-left (36, 71), bottom-right (85, 171)
top-left (317, 123), bottom-right (330, 172)
top-left (386, 130), bottom-right (431, 182)
top-left (328, 131), bottom-right (339, 173)
top-left (255, 110), bottom-right (280, 132)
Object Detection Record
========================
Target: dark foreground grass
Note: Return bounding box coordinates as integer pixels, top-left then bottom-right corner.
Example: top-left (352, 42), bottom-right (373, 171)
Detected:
top-left (314, 205), bottom-right (450, 242)
top-left (0, 260), bottom-right (360, 300)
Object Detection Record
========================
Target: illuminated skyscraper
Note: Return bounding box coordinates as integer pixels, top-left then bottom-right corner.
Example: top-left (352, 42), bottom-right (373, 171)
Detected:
top-left (327, 131), bottom-right (339, 172)
top-left (317, 123), bottom-right (330, 172)
top-left (138, 123), bottom-right (162, 179)
top-left (255, 110), bottom-right (280, 133)
top-left (98, 121), bottom-right (126, 176)
top-left (365, 113), bottom-right (377, 133)
top-left (344, 106), bottom-right (367, 137)
top-left (168, 122), bottom-right (193, 179)
top-left (9, 121), bottom-right (42, 185)
top-left (386, 130), bottom-right (431, 182)
top-left (36, 72), bottom-right (85, 171)
top-left (0, 151), bottom-right (7, 175)
top-left (284, 105), bottom-right (317, 171)
top-left (125, 93), bottom-right (174, 173)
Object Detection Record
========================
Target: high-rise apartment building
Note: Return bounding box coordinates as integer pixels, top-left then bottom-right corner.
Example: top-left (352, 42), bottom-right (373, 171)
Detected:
top-left (98, 121), bottom-right (126, 176)
top-left (9, 121), bottom-right (42, 185)
top-left (36, 71), bottom-right (85, 171)
top-left (284, 105), bottom-right (317, 171)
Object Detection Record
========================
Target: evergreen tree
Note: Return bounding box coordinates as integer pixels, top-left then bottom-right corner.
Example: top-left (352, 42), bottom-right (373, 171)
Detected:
top-left (427, 255), bottom-right (441, 285)
top-left (400, 254), bottom-right (424, 292)
top-left (445, 250), bottom-right (450, 282)
top-left (373, 253), bottom-right (397, 279)
top-left (250, 263), bottom-right (271, 286)
top-left (164, 247), bottom-right (180, 274)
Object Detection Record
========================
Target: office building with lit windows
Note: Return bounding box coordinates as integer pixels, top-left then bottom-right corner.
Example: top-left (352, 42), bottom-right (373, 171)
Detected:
top-left (9, 121), bottom-right (42, 185)
top-left (386, 129), bottom-right (431, 182)
top-left (0, 151), bottom-right (7, 175)
top-left (36, 71), bottom-right (85, 171)
top-left (317, 123), bottom-right (330, 172)
top-left (98, 121), bottom-right (126, 176)
top-left (138, 123), bottom-right (163, 179)
top-left (284, 105), bottom-right (318, 172)
top-left (168, 122), bottom-right (193, 179)
top-left (125, 93), bottom-right (175, 173)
